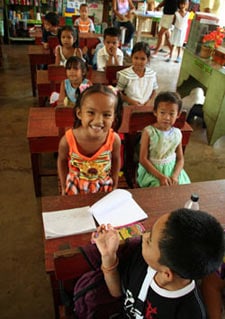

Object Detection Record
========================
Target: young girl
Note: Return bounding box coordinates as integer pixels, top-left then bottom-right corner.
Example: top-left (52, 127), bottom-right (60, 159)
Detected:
top-left (137, 91), bottom-right (190, 187)
top-left (116, 42), bottom-right (158, 106)
top-left (57, 56), bottom-right (92, 107)
top-left (55, 25), bottom-right (83, 66)
top-left (166, 0), bottom-right (189, 63)
top-left (57, 84), bottom-right (123, 195)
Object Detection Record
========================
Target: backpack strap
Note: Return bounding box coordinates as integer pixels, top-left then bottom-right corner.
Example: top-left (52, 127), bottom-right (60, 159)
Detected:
top-left (134, 267), bottom-right (154, 319)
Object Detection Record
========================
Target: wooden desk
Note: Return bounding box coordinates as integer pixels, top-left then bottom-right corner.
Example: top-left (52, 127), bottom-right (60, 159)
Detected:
top-left (27, 107), bottom-right (60, 196)
top-left (177, 49), bottom-right (225, 145)
top-left (28, 45), bottom-right (51, 97)
top-left (42, 179), bottom-right (225, 317)
top-left (135, 11), bottom-right (162, 42)
top-left (36, 69), bottom-right (108, 106)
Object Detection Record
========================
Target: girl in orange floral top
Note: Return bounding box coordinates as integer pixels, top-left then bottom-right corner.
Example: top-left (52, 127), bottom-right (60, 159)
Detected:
top-left (57, 84), bottom-right (123, 195)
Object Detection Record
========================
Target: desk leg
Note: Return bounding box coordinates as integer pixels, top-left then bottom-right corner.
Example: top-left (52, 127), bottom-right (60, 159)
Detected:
top-left (31, 153), bottom-right (41, 196)
top-left (29, 58), bottom-right (36, 97)
top-left (49, 272), bottom-right (61, 319)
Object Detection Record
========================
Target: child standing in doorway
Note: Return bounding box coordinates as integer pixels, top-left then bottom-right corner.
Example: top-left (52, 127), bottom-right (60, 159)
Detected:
top-left (55, 26), bottom-right (83, 66)
top-left (97, 27), bottom-right (124, 71)
top-left (57, 56), bottom-right (92, 107)
top-left (57, 84), bottom-right (123, 195)
top-left (166, 0), bottom-right (189, 63)
top-left (92, 208), bottom-right (224, 318)
top-left (42, 12), bottom-right (59, 49)
top-left (137, 91), bottom-right (190, 187)
top-left (74, 3), bottom-right (95, 33)
top-left (116, 42), bottom-right (158, 106)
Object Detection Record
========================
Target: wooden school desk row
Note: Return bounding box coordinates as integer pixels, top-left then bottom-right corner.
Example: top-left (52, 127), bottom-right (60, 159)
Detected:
top-left (41, 179), bottom-right (225, 318)
top-left (27, 106), bottom-right (193, 196)
top-left (28, 33), bottom-right (102, 97)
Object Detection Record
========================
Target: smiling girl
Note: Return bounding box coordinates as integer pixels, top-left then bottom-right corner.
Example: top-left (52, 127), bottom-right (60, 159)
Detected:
top-left (57, 84), bottom-right (123, 195)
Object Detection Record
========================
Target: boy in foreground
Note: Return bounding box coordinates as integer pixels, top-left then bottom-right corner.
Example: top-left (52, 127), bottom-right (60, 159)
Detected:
top-left (92, 208), bottom-right (224, 318)
top-left (97, 27), bottom-right (124, 71)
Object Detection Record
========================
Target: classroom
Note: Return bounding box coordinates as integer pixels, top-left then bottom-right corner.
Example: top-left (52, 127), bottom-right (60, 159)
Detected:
top-left (0, 0), bottom-right (225, 318)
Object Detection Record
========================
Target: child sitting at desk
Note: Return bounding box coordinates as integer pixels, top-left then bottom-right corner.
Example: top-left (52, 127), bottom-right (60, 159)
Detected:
top-left (42, 12), bottom-right (59, 50)
top-left (97, 27), bottom-right (124, 72)
top-left (55, 26), bottom-right (83, 66)
top-left (137, 91), bottom-right (190, 187)
top-left (57, 84), bottom-right (123, 195)
top-left (74, 3), bottom-right (95, 33)
top-left (116, 41), bottom-right (158, 106)
top-left (57, 56), bottom-right (92, 107)
top-left (92, 208), bottom-right (225, 318)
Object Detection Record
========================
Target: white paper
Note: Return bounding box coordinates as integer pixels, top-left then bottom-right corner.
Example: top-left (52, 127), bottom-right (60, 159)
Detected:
top-left (42, 206), bottom-right (96, 239)
top-left (89, 189), bottom-right (148, 228)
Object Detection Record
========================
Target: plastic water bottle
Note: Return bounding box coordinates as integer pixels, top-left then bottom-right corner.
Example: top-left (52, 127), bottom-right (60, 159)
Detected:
top-left (184, 194), bottom-right (199, 210)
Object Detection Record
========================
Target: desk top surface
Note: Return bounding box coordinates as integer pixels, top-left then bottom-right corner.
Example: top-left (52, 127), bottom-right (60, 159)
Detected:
top-left (42, 179), bottom-right (225, 272)
top-left (27, 107), bottom-right (59, 138)
top-left (28, 45), bottom-right (50, 55)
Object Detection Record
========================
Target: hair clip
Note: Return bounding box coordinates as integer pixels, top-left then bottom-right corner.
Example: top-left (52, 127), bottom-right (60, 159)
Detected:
top-left (79, 83), bottom-right (91, 94)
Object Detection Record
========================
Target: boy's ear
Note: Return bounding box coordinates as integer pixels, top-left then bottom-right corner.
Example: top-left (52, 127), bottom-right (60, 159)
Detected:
top-left (161, 266), bottom-right (174, 283)
top-left (176, 111), bottom-right (181, 119)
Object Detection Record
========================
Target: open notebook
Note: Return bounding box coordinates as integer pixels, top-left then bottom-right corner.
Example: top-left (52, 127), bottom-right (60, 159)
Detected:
top-left (42, 189), bottom-right (148, 239)
top-left (89, 189), bottom-right (148, 227)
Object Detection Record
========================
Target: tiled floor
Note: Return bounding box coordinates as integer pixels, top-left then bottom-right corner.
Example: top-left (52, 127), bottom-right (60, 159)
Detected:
top-left (0, 43), bottom-right (225, 319)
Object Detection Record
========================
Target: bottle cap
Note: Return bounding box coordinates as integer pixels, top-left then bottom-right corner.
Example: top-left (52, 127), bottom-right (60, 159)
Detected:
top-left (191, 194), bottom-right (199, 202)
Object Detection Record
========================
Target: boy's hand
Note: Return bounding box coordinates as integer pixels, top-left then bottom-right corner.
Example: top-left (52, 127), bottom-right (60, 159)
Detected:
top-left (91, 224), bottom-right (120, 258)
top-left (107, 46), bottom-right (117, 57)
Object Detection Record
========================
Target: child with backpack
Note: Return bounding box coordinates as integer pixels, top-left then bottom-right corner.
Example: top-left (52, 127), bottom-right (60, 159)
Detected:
top-left (91, 208), bottom-right (224, 318)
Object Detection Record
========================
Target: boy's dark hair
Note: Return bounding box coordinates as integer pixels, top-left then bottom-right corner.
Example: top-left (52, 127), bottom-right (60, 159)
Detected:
top-left (58, 25), bottom-right (79, 47)
top-left (44, 12), bottom-right (59, 26)
top-left (73, 84), bottom-right (123, 131)
top-left (131, 41), bottom-right (151, 59)
top-left (154, 91), bottom-right (182, 113)
top-left (65, 56), bottom-right (87, 78)
top-left (103, 27), bottom-right (121, 40)
top-left (80, 3), bottom-right (88, 9)
top-left (158, 208), bottom-right (225, 280)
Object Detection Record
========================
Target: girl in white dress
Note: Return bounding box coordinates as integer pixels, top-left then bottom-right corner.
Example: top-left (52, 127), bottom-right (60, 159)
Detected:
top-left (116, 42), bottom-right (158, 106)
top-left (166, 0), bottom-right (189, 63)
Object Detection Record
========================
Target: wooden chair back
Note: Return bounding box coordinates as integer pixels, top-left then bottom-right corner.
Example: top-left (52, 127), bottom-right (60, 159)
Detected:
top-left (47, 64), bottom-right (67, 92)
top-left (105, 65), bottom-right (127, 85)
top-left (48, 36), bottom-right (60, 63)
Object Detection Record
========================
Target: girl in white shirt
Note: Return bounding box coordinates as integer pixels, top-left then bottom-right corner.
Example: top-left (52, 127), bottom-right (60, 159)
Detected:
top-left (116, 41), bottom-right (158, 106)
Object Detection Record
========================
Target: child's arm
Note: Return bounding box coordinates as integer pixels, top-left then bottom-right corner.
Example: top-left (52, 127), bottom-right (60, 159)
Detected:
top-left (111, 133), bottom-right (121, 189)
top-left (139, 129), bottom-right (172, 186)
top-left (91, 224), bottom-right (122, 297)
top-left (170, 142), bottom-right (184, 185)
top-left (121, 93), bottom-right (142, 106)
top-left (55, 45), bottom-right (61, 65)
top-left (201, 272), bottom-right (225, 319)
top-left (112, 0), bottom-right (125, 21)
top-left (57, 80), bottom-right (66, 106)
top-left (57, 135), bottom-right (69, 195)
top-left (144, 89), bottom-right (157, 107)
